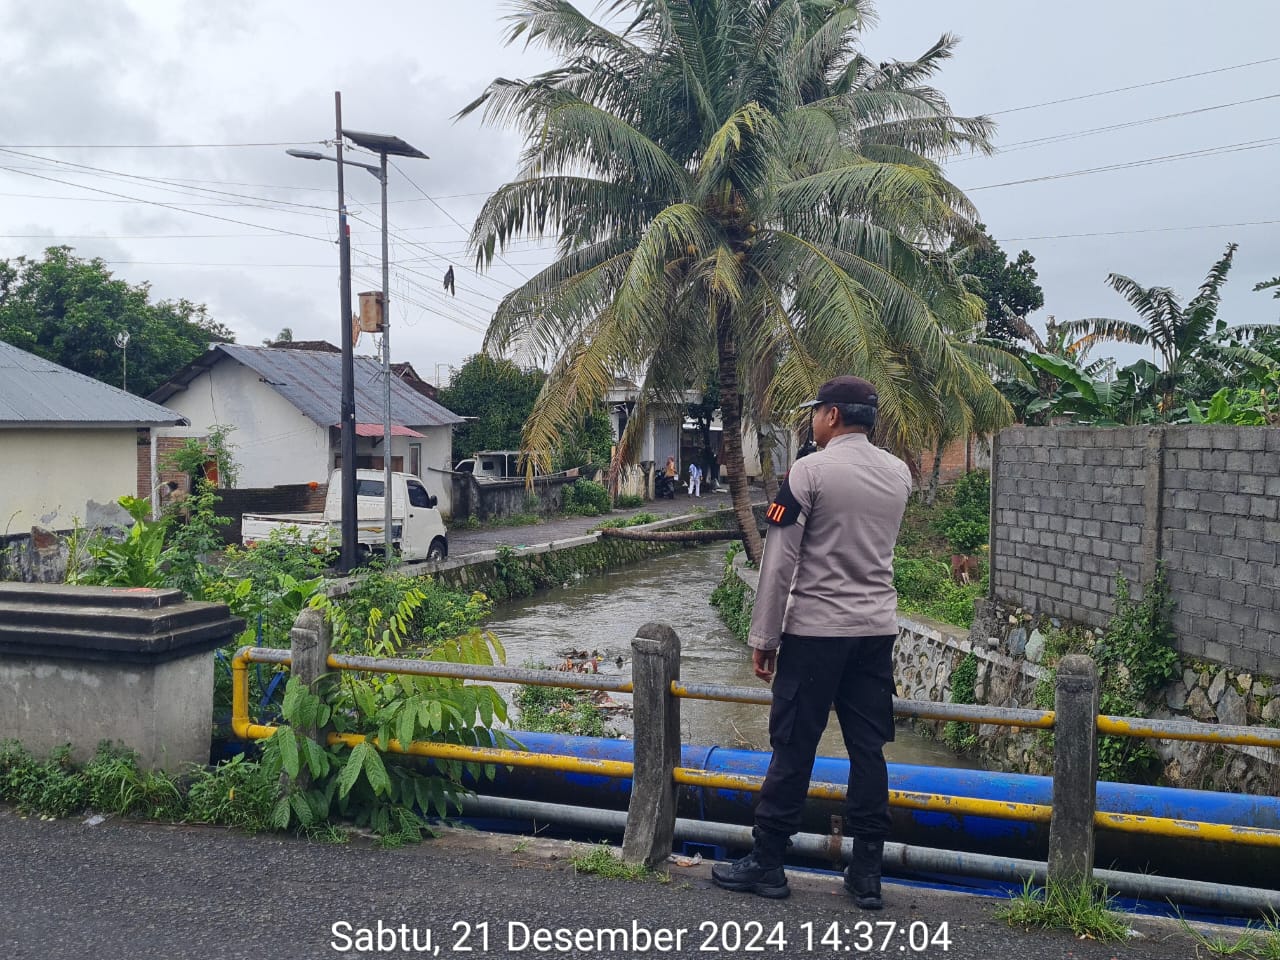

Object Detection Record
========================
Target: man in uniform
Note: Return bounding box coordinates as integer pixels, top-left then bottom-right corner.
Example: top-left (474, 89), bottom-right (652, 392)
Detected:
top-left (711, 376), bottom-right (912, 908)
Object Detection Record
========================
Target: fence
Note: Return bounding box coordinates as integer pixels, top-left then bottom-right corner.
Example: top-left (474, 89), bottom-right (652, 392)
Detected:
top-left (231, 612), bottom-right (1280, 909)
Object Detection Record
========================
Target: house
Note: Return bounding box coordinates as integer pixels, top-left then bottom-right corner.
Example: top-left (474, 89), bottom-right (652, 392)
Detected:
top-left (148, 343), bottom-right (464, 515)
top-left (0, 339), bottom-right (187, 536)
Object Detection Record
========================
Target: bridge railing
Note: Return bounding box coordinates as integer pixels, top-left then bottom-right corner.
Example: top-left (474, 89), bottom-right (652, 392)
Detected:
top-left (230, 615), bottom-right (1280, 882)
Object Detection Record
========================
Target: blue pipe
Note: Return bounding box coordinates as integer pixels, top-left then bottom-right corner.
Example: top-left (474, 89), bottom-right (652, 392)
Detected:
top-left (479, 730), bottom-right (1280, 888)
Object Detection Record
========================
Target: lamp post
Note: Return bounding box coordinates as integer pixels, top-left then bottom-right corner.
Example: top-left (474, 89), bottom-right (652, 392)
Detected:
top-left (287, 120), bottom-right (427, 567)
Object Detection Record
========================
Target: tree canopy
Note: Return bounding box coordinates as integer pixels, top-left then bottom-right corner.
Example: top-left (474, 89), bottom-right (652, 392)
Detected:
top-left (462, 0), bottom-right (1014, 561)
top-left (0, 246), bottom-right (233, 396)
top-left (437, 354), bottom-right (547, 458)
top-left (950, 224), bottom-right (1044, 345)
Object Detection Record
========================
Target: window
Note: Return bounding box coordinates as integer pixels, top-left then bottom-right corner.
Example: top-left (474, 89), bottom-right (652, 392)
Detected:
top-left (409, 442), bottom-right (422, 477)
top-left (355, 479), bottom-right (385, 498)
top-left (406, 481), bottom-right (432, 508)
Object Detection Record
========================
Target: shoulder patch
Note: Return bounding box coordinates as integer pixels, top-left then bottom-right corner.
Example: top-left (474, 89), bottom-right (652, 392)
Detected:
top-left (765, 478), bottom-right (804, 526)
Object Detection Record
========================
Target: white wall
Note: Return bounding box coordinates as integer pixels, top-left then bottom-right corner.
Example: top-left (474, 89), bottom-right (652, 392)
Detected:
top-left (0, 428), bottom-right (135, 533)
top-left (155, 360), bottom-right (329, 487)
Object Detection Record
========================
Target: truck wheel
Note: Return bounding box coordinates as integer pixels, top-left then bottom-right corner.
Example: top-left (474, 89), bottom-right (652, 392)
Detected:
top-left (427, 538), bottom-right (447, 562)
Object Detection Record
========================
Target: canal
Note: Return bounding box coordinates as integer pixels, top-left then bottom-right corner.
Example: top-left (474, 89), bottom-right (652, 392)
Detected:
top-left (485, 544), bottom-right (974, 768)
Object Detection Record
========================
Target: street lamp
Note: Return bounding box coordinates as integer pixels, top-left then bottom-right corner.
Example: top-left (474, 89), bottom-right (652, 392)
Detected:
top-left (287, 116), bottom-right (427, 568)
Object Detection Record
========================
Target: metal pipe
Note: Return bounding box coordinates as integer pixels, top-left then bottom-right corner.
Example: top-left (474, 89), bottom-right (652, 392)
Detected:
top-left (381, 152), bottom-right (393, 565)
top-left (1099, 714), bottom-right (1280, 748)
top-left (327, 652), bottom-right (635, 694)
top-left (1095, 811), bottom-right (1280, 848)
top-left (672, 681), bottom-right (1056, 729)
top-left (673, 767), bottom-right (1055, 823)
top-left (458, 794), bottom-right (1280, 915)
top-left (335, 91), bottom-right (358, 574)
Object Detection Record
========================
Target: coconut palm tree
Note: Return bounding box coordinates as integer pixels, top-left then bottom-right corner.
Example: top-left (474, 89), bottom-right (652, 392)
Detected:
top-left (461, 0), bottom-right (1013, 563)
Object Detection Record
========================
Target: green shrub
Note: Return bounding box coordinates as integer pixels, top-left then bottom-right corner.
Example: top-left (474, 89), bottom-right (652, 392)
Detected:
top-left (710, 543), bottom-right (754, 642)
top-left (893, 555), bottom-right (949, 604)
top-left (563, 480), bottom-right (611, 516)
top-left (614, 494), bottom-right (645, 509)
top-left (937, 515), bottom-right (988, 553)
top-left (952, 470), bottom-right (990, 515)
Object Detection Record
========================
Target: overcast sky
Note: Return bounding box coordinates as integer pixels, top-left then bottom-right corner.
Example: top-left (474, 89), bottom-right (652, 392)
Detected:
top-left (2, 1), bottom-right (1277, 383)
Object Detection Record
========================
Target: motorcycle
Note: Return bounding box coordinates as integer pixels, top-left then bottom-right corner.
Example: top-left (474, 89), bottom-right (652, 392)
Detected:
top-left (655, 472), bottom-right (679, 499)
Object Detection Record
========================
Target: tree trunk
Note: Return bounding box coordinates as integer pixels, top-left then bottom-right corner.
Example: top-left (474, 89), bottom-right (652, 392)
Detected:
top-left (717, 311), bottom-right (764, 566)
top-left (757, 427), bottom-right (778, 503)
top-left (924, 436), bottom-right (946, 506)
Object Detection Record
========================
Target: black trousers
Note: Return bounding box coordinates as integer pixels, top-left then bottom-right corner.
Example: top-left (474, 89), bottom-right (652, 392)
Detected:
top-left (754, 633), bottom-right (896, 842)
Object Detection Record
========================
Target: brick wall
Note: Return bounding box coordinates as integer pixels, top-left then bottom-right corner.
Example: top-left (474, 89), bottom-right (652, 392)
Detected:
top-left (991, 425), bottom-right (1280, 675)
top-left (918, 434), bottom-right (988, 484)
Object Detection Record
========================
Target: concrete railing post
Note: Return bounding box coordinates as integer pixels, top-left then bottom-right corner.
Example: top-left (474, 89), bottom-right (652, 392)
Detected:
top-left (289, 607), bottom-right (332, 747)
top-left (1048, 654), bottom-right (1100, 886)
top-left (622, 622), bottom-right (681, 868)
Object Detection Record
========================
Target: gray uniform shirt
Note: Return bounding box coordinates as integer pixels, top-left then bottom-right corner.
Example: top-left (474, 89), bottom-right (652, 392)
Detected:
top-left (747, 432), bottom-right (912, 651)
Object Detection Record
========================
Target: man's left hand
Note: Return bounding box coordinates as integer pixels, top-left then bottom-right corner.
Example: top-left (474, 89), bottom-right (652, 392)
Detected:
top-left (752, 648), bottom-right (776, 683)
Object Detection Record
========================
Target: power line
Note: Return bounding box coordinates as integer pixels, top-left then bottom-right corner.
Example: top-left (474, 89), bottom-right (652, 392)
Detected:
top-left (965, 136), bottom-right (1280, 192)
top-left (0, 140), bottom-right (324, 149)
top-left (0, 167), bottom-right (330, 244)
top-left (989, 55), bottom-right (1280, 116)
top-left (951, 92), bottom-right (1280, 163)
top-left (996, 217), bottom-right (1280, 243)
top-left (389, 159), bottom-right (533, 283)
top-left (0, 148), bottom-right (339, 218)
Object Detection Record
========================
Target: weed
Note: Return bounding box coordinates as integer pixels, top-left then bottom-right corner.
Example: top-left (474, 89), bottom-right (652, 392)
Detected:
top-left (996, 878), bottom-right (1130, 942)
top-left (1177, 909), bottom-right (1280, 959)
top-left (571, 843), bottom-right (662, 881)
top-left (516, 678), bottom-right (613, 738)
top-left (614, 494), bottom-right (645, 509)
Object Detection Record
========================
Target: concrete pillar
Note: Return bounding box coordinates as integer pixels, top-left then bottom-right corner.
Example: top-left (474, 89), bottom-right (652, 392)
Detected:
top-left (0, 583), bottom-right (242, 773)
top-left (289, 607), bottom-right (332, 735)
top-left (1140, 426), bottom-right (1167, 589)
top-left (1048, 654), bottom-right (1100, 886)
top-left (622, 622), bottom-right (681, 868)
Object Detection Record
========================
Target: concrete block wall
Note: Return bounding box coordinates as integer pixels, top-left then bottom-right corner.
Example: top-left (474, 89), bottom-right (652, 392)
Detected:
top-left (992, 425), bottom-right (1280, 676)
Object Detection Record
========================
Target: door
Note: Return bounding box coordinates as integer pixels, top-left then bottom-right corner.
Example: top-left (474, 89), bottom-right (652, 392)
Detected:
top-left (401, 478), bottom-right (442, 559)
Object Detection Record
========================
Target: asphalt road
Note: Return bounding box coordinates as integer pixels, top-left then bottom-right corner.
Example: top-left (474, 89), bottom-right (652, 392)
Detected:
top-left (4, 808), bottom-right (1209, 960)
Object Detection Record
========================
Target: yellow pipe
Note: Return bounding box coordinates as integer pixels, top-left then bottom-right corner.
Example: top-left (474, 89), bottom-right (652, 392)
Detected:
top-left (1095, 811), bottom-right (1280, 848)
top-left (325, 733), bottom-right (636, 778)
top-left (1097, 715), bottom-right (1280, 748)
top-left (671, 768), bottom-right (1053, 823)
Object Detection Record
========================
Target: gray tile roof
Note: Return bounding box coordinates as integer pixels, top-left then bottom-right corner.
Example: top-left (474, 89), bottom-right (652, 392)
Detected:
top-left (0, 340), bottom-right (188, 427)
top-left (151, 344), bottom-right (462, 428)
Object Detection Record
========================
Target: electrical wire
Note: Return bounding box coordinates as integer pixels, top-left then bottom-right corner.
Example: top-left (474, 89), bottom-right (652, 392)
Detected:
top-left (964, 136), bottom-right (1280, 192)
top-left (995, 217), bottom-right (1280, 243)
top-left (0, 166), bottom-right (332, 242)
top-left (950, 92), bottom-right (1280, 163)
top-left (987, 55), bottom-right (1280, 116)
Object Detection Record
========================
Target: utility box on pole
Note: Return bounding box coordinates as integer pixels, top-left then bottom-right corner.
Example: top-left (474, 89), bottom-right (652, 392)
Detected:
top-left (357, 290), bottom-right (385, 333)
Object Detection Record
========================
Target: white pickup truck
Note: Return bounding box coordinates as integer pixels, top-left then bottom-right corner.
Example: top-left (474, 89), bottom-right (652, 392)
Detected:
top-left (241, 469), bottom-right (449, 562)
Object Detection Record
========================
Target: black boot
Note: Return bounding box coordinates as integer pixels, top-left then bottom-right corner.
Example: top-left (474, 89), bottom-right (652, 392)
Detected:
top-left (844, 838), bottom-right (884, 910)
top-left (711, 830), bottom-right (790, 899)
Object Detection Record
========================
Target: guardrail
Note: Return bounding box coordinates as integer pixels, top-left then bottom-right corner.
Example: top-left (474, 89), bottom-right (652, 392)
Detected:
top-left (231, 613), bottom-right (1280, 885)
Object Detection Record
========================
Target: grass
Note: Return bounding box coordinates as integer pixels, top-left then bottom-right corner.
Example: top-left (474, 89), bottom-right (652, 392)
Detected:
top-left (1178, 911), bottom-right (1280, 959)
top-left (571, 843), bottom-right (667, 882)
top-left (514, 676), bottom-right (615, 738)
top-left (995, 878), bottom-right (1130, 942)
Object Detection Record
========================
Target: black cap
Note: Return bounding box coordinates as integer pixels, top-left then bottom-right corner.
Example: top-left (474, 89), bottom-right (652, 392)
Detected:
top-left (798, 375), bottom-right (879, 409)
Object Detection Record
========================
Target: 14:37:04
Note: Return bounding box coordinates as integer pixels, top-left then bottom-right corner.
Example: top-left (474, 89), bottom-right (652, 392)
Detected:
top-left (799, 920), bottom-right (952, 953)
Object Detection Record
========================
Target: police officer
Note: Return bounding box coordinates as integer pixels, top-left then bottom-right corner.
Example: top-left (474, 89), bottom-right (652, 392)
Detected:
top-left (711, 376), bottom-right (912, 908)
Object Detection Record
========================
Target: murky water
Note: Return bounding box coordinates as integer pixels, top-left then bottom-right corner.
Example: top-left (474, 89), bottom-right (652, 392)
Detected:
top-left (484, 545), bottom-right (975, 768)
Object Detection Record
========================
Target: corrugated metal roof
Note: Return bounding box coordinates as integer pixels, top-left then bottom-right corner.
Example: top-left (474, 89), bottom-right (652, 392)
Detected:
top-left (156, 344), bottom-right (462, 428)
top-left (0, 340), bottom-right (188, 427)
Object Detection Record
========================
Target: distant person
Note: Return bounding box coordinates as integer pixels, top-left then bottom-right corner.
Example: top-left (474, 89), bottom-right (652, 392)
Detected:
top-left (664, 456), bottom-right (676, 479)
top-left (688, 461), bottom-right (702, 497)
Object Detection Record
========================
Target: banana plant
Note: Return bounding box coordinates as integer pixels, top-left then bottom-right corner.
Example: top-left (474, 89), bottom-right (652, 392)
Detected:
top-left (1022, 352), bottom-right (1160, 426)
